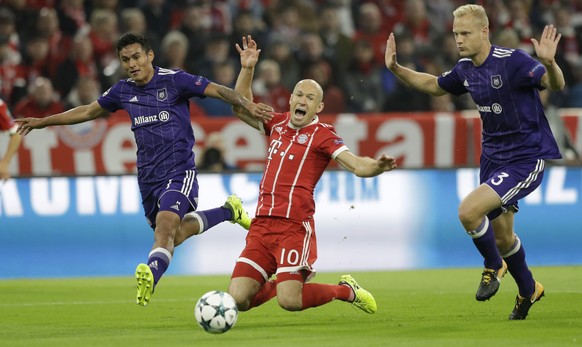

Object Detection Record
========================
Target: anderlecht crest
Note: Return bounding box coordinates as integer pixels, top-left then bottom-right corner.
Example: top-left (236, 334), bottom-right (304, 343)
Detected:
top-left (157, 88), bottom-right (168, 101)
top-left (491, 75), bottom-right (503, 89)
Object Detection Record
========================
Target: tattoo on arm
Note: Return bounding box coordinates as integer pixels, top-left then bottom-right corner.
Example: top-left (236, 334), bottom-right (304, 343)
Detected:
top-left (217, 85), bottom-right (250, 108)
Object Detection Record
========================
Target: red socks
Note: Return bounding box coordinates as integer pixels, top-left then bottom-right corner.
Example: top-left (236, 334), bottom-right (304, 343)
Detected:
top-left (301, 283), bottom-right (352, 309)
top-left (249, 281), bottom-right (352, 310)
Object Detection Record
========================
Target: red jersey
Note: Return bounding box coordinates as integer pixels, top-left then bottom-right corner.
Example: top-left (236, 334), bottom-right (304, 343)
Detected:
top-left (256, 112), bottom-right (348, 221)
top-left (0, 99), bottom-right (16, 133)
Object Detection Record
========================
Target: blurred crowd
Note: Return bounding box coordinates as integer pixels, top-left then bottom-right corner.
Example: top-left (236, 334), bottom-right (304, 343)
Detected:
top-left (1, 0), bottom-right (582, 119)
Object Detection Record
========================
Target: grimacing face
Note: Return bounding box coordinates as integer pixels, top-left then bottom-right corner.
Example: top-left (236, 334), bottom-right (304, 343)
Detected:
top-left (452, 15), bottom-right (488, 59)
top-left (289, 80), bottom-right (324, 128)
top-left (118, 43), bottom-right (155, 86)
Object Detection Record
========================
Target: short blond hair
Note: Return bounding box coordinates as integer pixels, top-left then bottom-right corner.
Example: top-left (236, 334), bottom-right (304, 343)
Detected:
top-left (453, 4), bottom-right (489, 28)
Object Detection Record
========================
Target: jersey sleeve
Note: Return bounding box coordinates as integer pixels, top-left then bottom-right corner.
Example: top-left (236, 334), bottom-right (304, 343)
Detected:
top-left (173, 70), bottom-right (211, 99)
top-left (318, 124), bottom-right (349, 159)
top-left (510, 49), bottom-right (546, 89)
top-left (437, 64), bottom-right (468, 96)
top-left (97, 82), bottom-right (123, 113)
top-left (0, 99), bottom-right (16, 133)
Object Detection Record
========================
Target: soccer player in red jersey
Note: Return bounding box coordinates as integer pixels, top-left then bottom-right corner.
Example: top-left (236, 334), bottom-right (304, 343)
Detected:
top-left (0, 98), bottom-right (22, 181)
top-left (228, 36), bottom-right (397, 314)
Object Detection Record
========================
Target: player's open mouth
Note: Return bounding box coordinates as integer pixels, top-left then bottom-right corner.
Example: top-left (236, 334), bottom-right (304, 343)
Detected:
top-left (295, 109), bottom-right (307, 117)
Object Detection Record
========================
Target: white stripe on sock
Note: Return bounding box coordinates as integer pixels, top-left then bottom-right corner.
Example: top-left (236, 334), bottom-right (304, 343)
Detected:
top-left (148, 247), bottom-right (173, 262)
top-left (467, 217), bottom-right (489, 239)
top-left (187, 211), bottom-right (205, 234)
top-left (501, 236), bottom-right (521, 258)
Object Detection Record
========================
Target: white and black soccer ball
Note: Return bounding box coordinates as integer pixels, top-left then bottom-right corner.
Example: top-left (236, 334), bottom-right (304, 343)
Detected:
top-left (194, 290), bottom-right (239, 334)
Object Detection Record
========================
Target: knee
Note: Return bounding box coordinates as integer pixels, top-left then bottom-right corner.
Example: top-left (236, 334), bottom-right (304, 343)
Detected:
top-left (229, 292), bottom-right (251, 312)
top-left (277, 295), bottom-right (302, 311)
top-left (157, 217), bottom-right (176, 230)
top-left (156, 221), bottom-right (176, 237)
top-left (228, 283), bottom-right (254, 312)
top-left (156, 214), bottom-right (181, 239)
top-left (458, 203), bottom-right (482, 230)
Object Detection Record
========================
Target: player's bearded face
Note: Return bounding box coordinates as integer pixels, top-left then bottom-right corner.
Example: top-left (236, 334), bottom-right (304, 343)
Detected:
top-left (289, 81), bottom-right (324, 128)
top-left (119, 43), bottom-right (155, 85)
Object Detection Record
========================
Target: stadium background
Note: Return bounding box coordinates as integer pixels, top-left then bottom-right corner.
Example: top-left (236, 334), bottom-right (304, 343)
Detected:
top-left (1, 0), bottom-right (582, 278)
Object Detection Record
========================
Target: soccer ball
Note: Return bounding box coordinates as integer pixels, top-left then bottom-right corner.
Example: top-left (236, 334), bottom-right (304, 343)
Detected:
top-left (194, 290), bottom-right (239, 334)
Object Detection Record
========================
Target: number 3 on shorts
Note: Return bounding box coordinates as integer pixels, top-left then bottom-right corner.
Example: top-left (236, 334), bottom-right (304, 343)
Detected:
top-left (491, 172), bottom-right (509, 186)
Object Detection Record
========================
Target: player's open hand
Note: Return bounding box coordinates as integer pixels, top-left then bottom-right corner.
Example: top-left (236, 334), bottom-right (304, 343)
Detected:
top-left (246, 102), bottom-right (274, 122)
top-left (15, 117), bottom-right (46, 136)
top-left (384, 33), bottom-right (398, 71)
top-left (531, 25), bottom-right (561, 66)
top-left (378, 154), bottom-right (397, 172)
top-left (236, 35), bottom-right (260, 69)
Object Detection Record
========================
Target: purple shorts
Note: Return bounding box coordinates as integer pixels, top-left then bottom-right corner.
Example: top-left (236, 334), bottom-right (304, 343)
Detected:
top-left (141, 170), bottom-right (199, 230)
top-left (480, 157), bottom-right (545, 221)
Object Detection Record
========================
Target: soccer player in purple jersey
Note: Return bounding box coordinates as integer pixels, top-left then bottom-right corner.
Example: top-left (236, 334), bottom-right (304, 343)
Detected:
top-left (385, 4), bottom-right (565, 320)
top-left (15, 33), bottom-right (274, 306)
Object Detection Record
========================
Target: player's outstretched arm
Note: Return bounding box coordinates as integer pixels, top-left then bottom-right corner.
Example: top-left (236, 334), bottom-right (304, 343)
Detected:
top-left (335, 151), bottom-right (397, 177)
top-left (230, 35), bottom-right (270, 130)
top-left (15, 101), bottom-right (108, 136)
top-left (205, 83), bottom-right (273, 125)
top-left (531, 25), bottom-right (565, 91)
top-left (385, 33), bottom-right (447, 96)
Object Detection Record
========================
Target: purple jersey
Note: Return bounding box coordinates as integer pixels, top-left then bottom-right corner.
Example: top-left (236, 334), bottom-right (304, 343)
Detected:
top-left (437, 45), bottom-right (561, 163)
top-left (98, 67), bottom-right (210, 185)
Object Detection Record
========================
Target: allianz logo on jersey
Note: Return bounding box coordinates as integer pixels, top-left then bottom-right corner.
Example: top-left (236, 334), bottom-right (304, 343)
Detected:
top-left (134, 111), bottom-right (170, 125)
top-left (475, 103), bottom-right (503, 114)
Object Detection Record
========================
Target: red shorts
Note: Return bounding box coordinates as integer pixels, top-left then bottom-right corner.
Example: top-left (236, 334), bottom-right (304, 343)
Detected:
top-left (231, 216), bottom-right (318, 284)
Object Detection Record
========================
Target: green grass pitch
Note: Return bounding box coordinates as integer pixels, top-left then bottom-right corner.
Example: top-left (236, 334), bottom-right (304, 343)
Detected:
top-left (1, 267), bottom-right (580, 347)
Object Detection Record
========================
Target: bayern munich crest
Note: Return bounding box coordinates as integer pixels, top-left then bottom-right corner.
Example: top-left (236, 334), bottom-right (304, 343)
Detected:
top-left (297, 134), bottom-right (308, 144)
